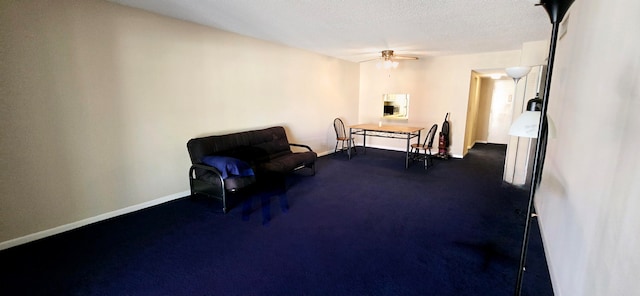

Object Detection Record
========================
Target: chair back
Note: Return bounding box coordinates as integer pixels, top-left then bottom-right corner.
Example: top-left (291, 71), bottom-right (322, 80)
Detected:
top-left (423, 124), bottom-right (438, 149)
top-left (333, 118), bottom-right (347, 139)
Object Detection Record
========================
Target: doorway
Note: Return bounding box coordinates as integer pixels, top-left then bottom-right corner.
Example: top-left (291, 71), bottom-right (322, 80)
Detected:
top-left (486, 79), bottom-right (515, 144)
top-left (463, 71), bottom-right (514, 156)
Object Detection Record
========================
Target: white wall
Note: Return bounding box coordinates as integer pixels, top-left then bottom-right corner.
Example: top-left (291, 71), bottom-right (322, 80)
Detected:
top-left (0, 0), bottom-right (359, 246)
top-left (535, 0), bottom-right (640, 295)
top-left (359, 51), bottom-right (522, 157)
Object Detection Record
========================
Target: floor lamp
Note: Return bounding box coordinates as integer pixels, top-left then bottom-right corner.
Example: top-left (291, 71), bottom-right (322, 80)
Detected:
top-left (511, 1), bottom-right (574, 296)
top-left (505, 66), bottom-right (531, 184)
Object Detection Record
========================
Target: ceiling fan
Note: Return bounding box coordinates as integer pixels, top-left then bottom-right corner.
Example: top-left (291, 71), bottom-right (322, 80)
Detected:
top-left (361, 50), bottom-right (419, 69)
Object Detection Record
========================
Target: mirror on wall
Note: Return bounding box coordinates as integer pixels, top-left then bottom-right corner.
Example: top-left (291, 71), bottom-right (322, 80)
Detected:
top-left (382, 94), bottom-right (409, 119)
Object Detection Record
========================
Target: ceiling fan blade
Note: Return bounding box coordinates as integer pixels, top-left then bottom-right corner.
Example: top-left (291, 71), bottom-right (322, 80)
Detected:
top-left (357, 50), bottom-right (419, 63)
top-left (359, 58), bottom-right (381, 63)
top-left (392, 56), bottom-right (419, 60)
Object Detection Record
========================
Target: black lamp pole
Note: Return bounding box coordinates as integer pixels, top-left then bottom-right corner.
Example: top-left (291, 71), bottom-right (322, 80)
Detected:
top-left (514, 1), bottom-right (574, 295)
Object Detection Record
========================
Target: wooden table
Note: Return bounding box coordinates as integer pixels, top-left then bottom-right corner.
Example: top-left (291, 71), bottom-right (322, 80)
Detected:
top-left (348, 123), bottom-right (424, 169)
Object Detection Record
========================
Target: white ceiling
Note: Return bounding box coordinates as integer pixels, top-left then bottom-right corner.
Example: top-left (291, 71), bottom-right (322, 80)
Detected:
top-left (107, 0), bottom-right (551, 63)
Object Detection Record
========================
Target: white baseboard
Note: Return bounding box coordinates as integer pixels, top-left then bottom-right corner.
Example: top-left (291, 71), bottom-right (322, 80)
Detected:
top-left (317, 150), bottom-right (333, 157)
top-left (0, 190), bottom-right (190, 251)
top-left (357, 144), bottom-right (405, 152)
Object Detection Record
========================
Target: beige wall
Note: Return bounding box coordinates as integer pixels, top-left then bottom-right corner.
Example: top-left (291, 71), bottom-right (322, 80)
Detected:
top-left (0, 0), bottom-right (359, 245)
top-left (535, 0), bottom-right (640, 295)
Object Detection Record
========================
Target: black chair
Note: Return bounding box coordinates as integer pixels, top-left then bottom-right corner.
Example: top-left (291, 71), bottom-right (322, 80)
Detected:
top-left (410, 124), bottom-right (438, 169)
top-left (333, 118), bottom-right (356, 154)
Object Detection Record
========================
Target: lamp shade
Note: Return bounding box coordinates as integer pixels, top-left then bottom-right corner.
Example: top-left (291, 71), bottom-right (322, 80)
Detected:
top-left (509, 111), bottom-right (540, 138)
top-left (509, 111), bottom-right (556, 139)
top-left (505, 66), bottom-right (532, 79)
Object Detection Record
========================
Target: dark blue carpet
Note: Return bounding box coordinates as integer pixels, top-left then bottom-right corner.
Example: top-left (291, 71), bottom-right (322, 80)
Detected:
top-left (0, 144), bottom-right (553, 295)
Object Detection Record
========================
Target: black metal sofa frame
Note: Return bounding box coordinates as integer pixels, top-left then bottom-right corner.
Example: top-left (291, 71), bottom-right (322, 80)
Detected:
top-left (187, 126), bottom-right (317, 213)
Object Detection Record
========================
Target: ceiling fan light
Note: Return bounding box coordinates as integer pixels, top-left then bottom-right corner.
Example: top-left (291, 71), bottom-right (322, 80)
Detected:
top-left (377, 60), bottom-right (397, 69)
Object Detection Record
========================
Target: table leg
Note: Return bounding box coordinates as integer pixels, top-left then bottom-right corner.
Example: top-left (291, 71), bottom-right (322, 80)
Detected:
top-left (363, 130), bottom-right (367, 154)
top-left (405, 133), bottom-right (410, 169)
top-left (348, 127), bottom-right (353, 160)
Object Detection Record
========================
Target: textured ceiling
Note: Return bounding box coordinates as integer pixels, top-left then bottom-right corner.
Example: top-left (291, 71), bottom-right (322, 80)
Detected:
top-left (108, 0), bottom-right (551, 62)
